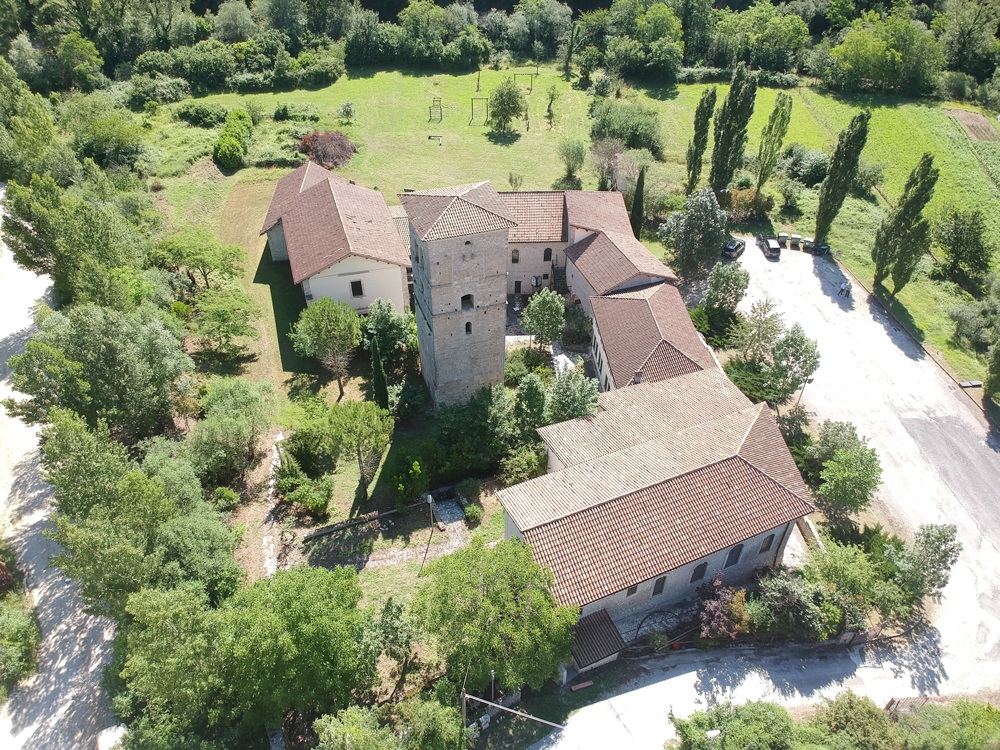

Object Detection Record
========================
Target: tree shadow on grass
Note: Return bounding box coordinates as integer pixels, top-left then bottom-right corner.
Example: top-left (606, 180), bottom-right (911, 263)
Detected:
top-left (253, 243), bottom-right (317, 374)
top-left (551, 175), bottom-right (582, 190)
top-left (486, 130), bottom-right (522, 146)
top-left (191, 349), bottom-right (257, 377)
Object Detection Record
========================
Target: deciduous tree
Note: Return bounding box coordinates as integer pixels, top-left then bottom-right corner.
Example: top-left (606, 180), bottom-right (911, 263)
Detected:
top-left (370, 335), bottom-right (390, 410)
top-left (657, 188), bottom-right (728, 279)
top-left (412, 539), bottom-right (577, 693)
top-left (331, 400), bottom-right (393, 494)
top-left (685, 86), bottom-right (716, 194)
top-left (871, 152), bottom-right (938, 294)
top-left (490, 76), bottom-right (527, 133)
top-left (513, 372), bottom-right (548, 439)
top-left (290, 298), bottom-right (362, 398)
top-left (934, 206), bottom-right (995, 288)
top-left (709, 64), bottom-right (757, 194)
top-left (704, 262), bottom-right (749, 314)
top-left (815, 110), bottom-right (870, 243)
top-left (816, 444), bottom-right (882, 522)
top-left (192, 287), bottom-right (260, 356)
top-left (157, 227), bottom-right (245, 289)
top-left (755, 92), bottom-right (792, 193)
top-left (546, 359), bottom-right (598, 422)
top-left (521, 288), bottom-right (565, 348)
top-left (557, 138), bottom-right (585, 177)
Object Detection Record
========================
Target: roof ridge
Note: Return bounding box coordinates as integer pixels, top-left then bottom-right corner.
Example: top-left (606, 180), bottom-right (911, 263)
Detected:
top-left (736, 403), bottom-right (768, 454)
top-left (422, 194), bottom-right (460, 240)
top-left (456, 194), bottom-right (517, 226)
top-left (634, 340), bottom-right (699, 383)
top-left (328, 178), bottom-right (351, 255)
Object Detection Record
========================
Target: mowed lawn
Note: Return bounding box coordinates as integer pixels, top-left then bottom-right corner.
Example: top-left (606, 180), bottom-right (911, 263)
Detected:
top-left (144, 65), bottom-right (1000, 386)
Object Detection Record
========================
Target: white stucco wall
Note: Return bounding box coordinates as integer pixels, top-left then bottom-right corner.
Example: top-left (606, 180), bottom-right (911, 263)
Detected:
top-left (267, 224), bottom-right (288, 261)
top-left (579, 523), bottom-right (795, 623)
top-left (305, 255), bottom-right (407, 313)
top-left (506, 241), bottom-right (567, 295)
top-left (591, 319), bottom-right (615, 392)
top-left (565, 258), bottom-right (598, 318)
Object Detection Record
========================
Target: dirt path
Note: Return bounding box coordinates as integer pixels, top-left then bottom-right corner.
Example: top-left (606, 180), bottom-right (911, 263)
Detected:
top-left (0, 184), bottom-right (115, 750)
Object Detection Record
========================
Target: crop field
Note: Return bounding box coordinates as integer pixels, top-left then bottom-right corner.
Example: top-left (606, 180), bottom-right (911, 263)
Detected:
top-left (144, 64), bottom-right (1000, 385)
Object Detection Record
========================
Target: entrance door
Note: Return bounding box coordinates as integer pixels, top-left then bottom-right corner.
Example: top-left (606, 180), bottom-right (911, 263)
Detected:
top-left (514, 280), bottom-right (522, 294)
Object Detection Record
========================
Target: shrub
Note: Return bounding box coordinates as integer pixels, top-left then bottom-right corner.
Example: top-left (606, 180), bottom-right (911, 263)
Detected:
top-left (296, 130), bottom-right (357, 169)
top-left (211, 486), bottom-right (241, 512)
top-left (455, 478), bottom-right (482, 504)
top-left (388, 378), bottom-right (428, 420)
top-left (851, 161), bottom-right (885, 197)
top-left (273, 102), bottom-right (320, 122)
top-left (504, 347), bottom-right (552, 387)
top-left (298, 56), bottom-right (345, 88)
top-left (177, 100), bottom-right (228, 127)
top-left (386, 454), bottom-right (429, 503)
top-left (783, 143), bottom-right (830, 186)
top-left (128, 75), bottom-right (190, 108)
top-left (562, 303), bottom-right (591, 346)
top-left (499, 443), bottom-right (547, 487)
top-left (0, 594), bottom-right (40, 699)
top-left (286, 474), bottom-right (334, 517)
top-left (463, 502), bottom-right (484, 525)
top-left (229, 71), bottom-right (274, 93)
top-left (590, 99), bottom-right (663, 158)
top-left (213, 134), bottom-right (244, 169)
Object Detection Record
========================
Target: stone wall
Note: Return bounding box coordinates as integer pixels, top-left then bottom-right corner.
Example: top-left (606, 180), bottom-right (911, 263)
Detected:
top-left (413, 227), bottom-right (508, 406)
top-left (506, 241), bottom-right (568, 295)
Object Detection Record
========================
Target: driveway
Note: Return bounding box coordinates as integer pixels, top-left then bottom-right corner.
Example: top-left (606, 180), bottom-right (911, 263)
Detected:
top-left (529, 245), bottom-right (1000, 749)
top-left (0, 184), bottom-right (115, 749)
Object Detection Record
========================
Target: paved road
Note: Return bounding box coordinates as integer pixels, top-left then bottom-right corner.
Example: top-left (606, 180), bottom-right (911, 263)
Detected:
top-left (530, 245), bottom-right (1000, 749)
top-left (0, 184), bottom-right (115, 749)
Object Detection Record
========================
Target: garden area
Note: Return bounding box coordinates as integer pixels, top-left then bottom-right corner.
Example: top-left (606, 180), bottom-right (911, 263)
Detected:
top-left (0, 536), bottom-right (39, 703)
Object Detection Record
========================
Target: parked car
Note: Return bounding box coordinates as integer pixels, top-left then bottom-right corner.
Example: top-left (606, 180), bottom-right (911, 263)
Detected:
top-left (777, 232), bottom-right (789, 247)
top-left (722, 238), bottom-right (746, 259)
top-left (758, 236), bottom-right (781, 258)
top-left (809, 243), bottom-right (830, 256)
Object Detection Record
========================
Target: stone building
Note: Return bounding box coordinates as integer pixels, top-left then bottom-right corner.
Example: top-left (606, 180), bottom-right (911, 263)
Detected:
top-left (398, 182), bottom-right (516, 406)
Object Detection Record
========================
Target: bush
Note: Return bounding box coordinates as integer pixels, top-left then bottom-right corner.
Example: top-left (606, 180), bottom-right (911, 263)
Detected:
top-left (783, 143), bottom-right (830, 186)
top-left (211, 486), bottom-right (241, 512)
top-left (590, 99), bottom-right (663, 159)
top-left (286, 474), bottom-right (334, 517)
top-left (273, 102), bottom-right (320, 122)
top-left (499, 443), bottom-right (547, 487)
top-left (229, 71), bottom-right (274, 93)
top-left (690, 304), bottom-right (740, 348)
top-left (504, 347), bottom-right (552, 387)
top-left (0, 594), bottom-right (40, 699)
top-left (298, 56), bottom-right (345, 88)
top-left (463, 502), bottom-right (484, 525)
top-left (562, 303), bottom-right (591, 346)
top-left (296, 130), bottom-right (357, 169)
top-left (851, 161), bottom-right (885, 198)
top-left (388, 378), bottom-right (428, 420)
top-left (455, 478), bottom-right (482, 504)
top-left (386, 454), bottom-right (429, 503)
top-left (128, 75), bottom-right (190, 108)
top-left (177, 100), bottom-right (228, 127)
top-left (213, 134), bottom-right (244, 169)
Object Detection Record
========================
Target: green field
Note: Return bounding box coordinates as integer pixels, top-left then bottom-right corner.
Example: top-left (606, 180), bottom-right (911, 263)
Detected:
top-left (144, 64), bottom-right (1000, 385)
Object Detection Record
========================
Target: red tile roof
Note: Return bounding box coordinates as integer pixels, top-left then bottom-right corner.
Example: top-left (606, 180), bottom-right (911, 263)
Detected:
top-left (499, 191), bottom-right (567, 243)
top-left (565, 231), bottom-right (677, 296)
top-left (282, 178), bottom-right (411, 284)
top-left (398, 182), bottom-right (516, 241)
top-left (523, 456), bottom-right (815, 607)
top-left (591, 284), bottom-right (716, 388)
top-left (564, 191), bottom-right (633, 234)
top-left (388, 205), bottom-right (411, 249)
top-left (260, 161), bottom-right (336, 234)
top-left (573, 609), bottom-right (626, 668)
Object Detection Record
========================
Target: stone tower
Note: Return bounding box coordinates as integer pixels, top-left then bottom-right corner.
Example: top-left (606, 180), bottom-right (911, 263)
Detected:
top-left (399, 182), bottom-right (516, 406)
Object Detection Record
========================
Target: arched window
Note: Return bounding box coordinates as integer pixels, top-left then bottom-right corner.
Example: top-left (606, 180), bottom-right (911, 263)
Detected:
top-left (725, 544), bottom-right (744, 569)
top-left (465, 322), bottom-right (472, 335)
top-left (461, 294), bottom-right (473, 311)
top-left (543, 247), bottom-right (552, 261)
top-left (465, 240), bottom-right (472, 245)
top-left (759, 534), bottom-right (776, 554)
top-left (511, 248), bottom-right (520, 264)
top-left (690, 562), bottom-right (708, 584)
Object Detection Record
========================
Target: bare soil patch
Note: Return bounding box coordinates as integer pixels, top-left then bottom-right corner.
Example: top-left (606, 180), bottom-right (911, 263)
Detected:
top-left (946, 109), bottom-right (1000, 141)
top-left (190, 156), bottom-right (227, 181)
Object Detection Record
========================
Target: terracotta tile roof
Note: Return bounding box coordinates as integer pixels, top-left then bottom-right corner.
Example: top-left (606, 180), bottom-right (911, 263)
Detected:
top-left (387, 205), bottom-right (412, 253)
top-left (398, 181), bottom-right (516, 241)
top-left (564, 191), bottom-right (633, 234)
top-left (282, 178), bottom-right (411, 284)
top-left (499, 191), bottom-right (567, 243)
top-left (573, 609), bottom-right (625, 668)
top-left (565, 231), bottom-right (677, 296)
top-left (260, 161), bottom-right (336, 233)
top-left (739, 407), bottom-right (814, 501)
top-left (536, 369), bottom-right (754, 471)
top-left (591, 284), bottom-right (716, 388)
top-left (522, 456), bottom-right (816, 606)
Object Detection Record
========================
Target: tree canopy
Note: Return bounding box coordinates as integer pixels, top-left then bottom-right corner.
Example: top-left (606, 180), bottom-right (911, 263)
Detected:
top-left (290, 298), bottom-right (362, 397)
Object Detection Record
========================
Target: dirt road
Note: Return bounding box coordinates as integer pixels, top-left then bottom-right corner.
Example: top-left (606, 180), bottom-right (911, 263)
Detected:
top-left (0, 184), bottom-right (115, 750)
top-left (530, 245), bottom-right (1000, 749)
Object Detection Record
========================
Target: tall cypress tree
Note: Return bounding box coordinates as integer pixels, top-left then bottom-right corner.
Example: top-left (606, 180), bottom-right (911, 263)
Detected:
top-left (815, 110), bottom-right (871, 243)
top-left (630, 166), bottom-right (646, 238)
top-left (709, 65), bottom-right (757, 194)
top-left (370, 335), bottom-right (389, 410)
top-left (755, 92), bottom-right (793, 193)
top-left (870, 153), bottom-right (939, 294)
top-left (686, 86), bottom-right (717, 194)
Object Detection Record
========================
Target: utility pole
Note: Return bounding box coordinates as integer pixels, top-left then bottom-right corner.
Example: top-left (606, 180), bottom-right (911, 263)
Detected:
top-left (461, 689), bottom-right (467, 728)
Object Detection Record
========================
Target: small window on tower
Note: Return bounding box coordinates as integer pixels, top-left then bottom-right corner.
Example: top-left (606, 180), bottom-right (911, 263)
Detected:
top-left (466, 322), bottom-right (472, 335)
top-left (465, 240), bottom-right (472, 245)
top-left (511, 248), bottom-right (520, 264)
top-left (543, 247), bottom-right (552, 261)
top-left (351, 280), bottom-right (364, 298)
top-left (461, 294), bottom-right (474, 311)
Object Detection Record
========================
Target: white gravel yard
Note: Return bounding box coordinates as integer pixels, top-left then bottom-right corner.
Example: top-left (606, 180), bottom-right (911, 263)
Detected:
top-left (0, 183), bottom-right (115, 750)
top-left (529, 244), bottom-right (1000, 750)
